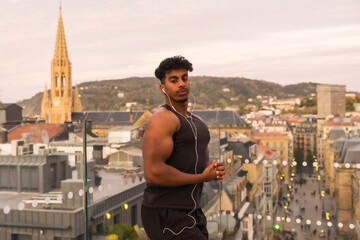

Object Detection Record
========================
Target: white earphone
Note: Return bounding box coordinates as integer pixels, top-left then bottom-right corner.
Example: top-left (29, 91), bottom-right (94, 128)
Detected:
top-left (162, 86), bottom-right (199, 236)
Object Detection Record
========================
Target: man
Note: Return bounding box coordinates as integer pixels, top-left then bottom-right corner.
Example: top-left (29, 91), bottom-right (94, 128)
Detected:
top-left (141, 56), bottom-right (225, 239)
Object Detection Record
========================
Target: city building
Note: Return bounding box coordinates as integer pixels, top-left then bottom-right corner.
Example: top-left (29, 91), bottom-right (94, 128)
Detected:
top-left (254, 132), bottom-right (293, 182)
top-left (193, 109), bottom-right (252, 137)
top-left (71, 106), bottom-right (152, 138)
top-left (291, 117), bottom-right (317, 159)
top-left (246, 117), bottom-right (288, 134)
top-left (0, 130), bottom-right (145, 240)
top-left (317, 116), bottom-right (360, 168)
top-left (259, 145), bottom-right (279, 239)
top-left (267, 97), bottom-right (302, 111)
top-left (333, 140), bottom-right (360, 238)
top-left (0, 103), bottom-right (22, 130)
top-left (316, 84), bottom-right (346, 117)
top-left (41, 6), bottom-right (82, 124)
top-left (224, 136), bottom-right (279, 240)
top-left (322, 126), bottom-right (360, 238)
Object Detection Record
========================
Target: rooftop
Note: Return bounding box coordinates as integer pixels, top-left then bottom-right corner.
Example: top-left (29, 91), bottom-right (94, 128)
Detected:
top-left (0, 169), bottom-right (144, 210)
top-left (4, 123), bottom-right (64, 143)
top-left (325, 117), bottom-right (354, 127)
top-left (256, 132), bottom-right (285, 138)
top-left (192, 110), bottom-right (247, 125)
top-left (0, 103), bottom-right (21, 110)
top-left (72, 111), bottom-right (146, 125)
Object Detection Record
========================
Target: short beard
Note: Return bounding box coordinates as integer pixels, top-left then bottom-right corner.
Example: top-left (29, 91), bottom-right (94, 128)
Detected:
top-left (170, 96), bottom-right (188, 103)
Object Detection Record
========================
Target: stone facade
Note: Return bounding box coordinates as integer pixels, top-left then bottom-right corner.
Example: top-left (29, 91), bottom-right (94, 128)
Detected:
top-left (317, 84), bottom-right (346, 117)
top-left (292, 117), bottom-right (317, 159)
top-left (254, 132), bottom-right (293, 182)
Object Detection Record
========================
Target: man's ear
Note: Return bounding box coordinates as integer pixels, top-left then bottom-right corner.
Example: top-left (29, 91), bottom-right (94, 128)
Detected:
top-left (160, 84), bottom-right (166, 94)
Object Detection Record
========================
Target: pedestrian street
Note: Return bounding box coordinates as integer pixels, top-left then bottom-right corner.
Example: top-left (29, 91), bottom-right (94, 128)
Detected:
top-left (275, 175), bottom-right (347, 240)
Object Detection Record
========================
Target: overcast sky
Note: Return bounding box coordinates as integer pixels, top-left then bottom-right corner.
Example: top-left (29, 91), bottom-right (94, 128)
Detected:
top-left (1, 0), bottom-right (360, 103)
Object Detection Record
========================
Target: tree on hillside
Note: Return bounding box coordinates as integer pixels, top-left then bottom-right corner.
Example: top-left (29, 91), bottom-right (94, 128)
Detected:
top-left (238, 104), bottom-right (252, 116)
top-left (300, 97), bottom-right (316, 107)
top-left (346, 97), bottom-right (356, 111)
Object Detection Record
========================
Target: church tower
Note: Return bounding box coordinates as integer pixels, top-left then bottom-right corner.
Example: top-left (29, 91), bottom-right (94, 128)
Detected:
top-left (41, 5), bottom-right (82, 123)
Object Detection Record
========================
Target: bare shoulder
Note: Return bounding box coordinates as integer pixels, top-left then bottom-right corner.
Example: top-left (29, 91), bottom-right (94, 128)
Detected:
top-left (146, 107), bottom-right (180, 134)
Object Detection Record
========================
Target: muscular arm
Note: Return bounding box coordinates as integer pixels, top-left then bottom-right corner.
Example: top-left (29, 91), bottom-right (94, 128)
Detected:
top-left (143, 110), bottom-right (221, 187)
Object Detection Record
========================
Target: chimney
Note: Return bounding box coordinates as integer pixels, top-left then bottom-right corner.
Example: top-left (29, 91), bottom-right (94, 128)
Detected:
top-left (1, 129), bottom-right (7, 143)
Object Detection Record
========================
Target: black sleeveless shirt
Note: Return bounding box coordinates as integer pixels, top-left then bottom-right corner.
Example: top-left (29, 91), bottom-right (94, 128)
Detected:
top-left (142, 105), bottom-right (210, 209)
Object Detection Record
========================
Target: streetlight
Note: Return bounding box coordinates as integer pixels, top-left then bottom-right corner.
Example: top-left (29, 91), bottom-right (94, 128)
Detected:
top-left (103, 212), bottom-right (111, 233)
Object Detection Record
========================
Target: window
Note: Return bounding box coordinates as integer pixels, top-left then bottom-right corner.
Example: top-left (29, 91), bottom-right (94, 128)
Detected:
top-left (11, 234), bottom-right (32, 240)
top-left (21, 166), bottom-right (39, 192)
top-left (131, 205), bottom-right (137, 226)
top-left (50, 163), bottom-right (57, 189)
top-left (263, 182), bottom-right (271, 197)
top-left (114, 214), bottom-right (120, 224)
top-left (272, 142), bottom-right (277, 149)
top-left (60, 161), bottom-right (67, 181)
top-left (0, 166), bottom-right (17, 190)
top-left (75, 151), bottom-right (82, 163)
top-left (243, 221), bottom-right (248, 229)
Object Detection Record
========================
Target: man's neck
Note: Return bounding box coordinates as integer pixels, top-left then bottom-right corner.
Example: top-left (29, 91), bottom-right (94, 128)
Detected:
top-left (166, 101), bottom-right (188, 116)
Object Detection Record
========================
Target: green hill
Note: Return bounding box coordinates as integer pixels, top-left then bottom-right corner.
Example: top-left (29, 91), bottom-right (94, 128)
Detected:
top-left (18, 76), bottom-right (318, 116)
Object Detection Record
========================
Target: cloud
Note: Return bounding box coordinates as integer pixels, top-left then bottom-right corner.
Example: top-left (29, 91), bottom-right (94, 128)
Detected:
top-left (1, 0), bottom-right (360, 102)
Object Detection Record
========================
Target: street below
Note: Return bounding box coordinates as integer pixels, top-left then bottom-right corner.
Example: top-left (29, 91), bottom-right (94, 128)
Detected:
top-left (274, 174), bottom-right (347, 240)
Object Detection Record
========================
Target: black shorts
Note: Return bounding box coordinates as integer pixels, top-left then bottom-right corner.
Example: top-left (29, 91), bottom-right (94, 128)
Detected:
top-left (141, 205), bottom-right (209, 240)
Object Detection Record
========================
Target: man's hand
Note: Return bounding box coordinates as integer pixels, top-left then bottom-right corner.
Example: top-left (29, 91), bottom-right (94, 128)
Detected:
top-left (202, 160), bottom-right (225, 182)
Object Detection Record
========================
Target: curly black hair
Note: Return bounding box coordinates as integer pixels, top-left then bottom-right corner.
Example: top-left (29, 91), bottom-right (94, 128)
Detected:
top-left (154, 55), bottom-right (193, 83)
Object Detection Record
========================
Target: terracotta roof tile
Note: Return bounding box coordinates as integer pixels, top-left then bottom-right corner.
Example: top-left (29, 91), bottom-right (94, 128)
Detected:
top-left (257, 144), bottom-right (275, 159)
top-left (325, 117), bottom-right (355, 127)
top-left (6, 124), bottom-right (64, 143)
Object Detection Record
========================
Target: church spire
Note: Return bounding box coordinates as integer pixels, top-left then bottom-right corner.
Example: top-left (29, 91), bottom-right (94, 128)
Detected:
top-left (54, 4), bottom-right (69, 60)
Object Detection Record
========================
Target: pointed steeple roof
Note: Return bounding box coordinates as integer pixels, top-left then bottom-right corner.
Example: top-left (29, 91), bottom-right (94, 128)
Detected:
top-left (42, 83), bottom-right (49, 101)
top-left (53, 5), bottom-right (69, 60)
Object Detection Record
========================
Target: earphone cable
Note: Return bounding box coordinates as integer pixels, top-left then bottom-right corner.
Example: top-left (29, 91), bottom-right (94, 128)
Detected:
top-left (162, 92), bottom-right (200, 236)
